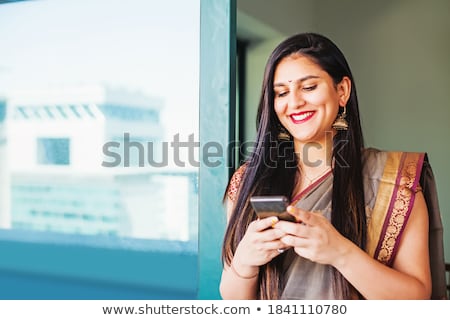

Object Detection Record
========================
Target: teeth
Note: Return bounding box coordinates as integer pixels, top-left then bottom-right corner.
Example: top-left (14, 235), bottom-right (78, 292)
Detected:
top-left (292, 111), bottom-right (313, 121)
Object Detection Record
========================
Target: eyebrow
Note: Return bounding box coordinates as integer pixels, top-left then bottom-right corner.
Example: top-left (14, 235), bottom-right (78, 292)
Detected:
top-left (273, 75), bottom-right (320, 87)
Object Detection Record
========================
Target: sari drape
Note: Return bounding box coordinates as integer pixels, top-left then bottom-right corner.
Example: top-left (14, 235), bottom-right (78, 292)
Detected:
top-left (227, 148), bottom-right (446, 299)
top-left (284, 148), bottom-right (446, 299)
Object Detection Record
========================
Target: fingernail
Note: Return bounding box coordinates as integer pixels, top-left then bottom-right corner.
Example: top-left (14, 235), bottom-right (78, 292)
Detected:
top-left (287, 206), bottom-right (295, 213)
top-left (271, 217), bottom-right (278, 227)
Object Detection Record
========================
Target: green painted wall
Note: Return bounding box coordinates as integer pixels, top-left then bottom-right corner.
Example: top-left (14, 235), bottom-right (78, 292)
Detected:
top-left (239, 0), bottom-right (450, 261)
top-left (198, 0), bottom-right (235, 299)
top-left (243, 37), bottom-right (283, 142)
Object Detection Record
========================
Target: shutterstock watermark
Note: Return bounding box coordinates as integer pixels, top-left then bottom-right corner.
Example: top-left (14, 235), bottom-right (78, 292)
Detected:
top-left (101, 132), bottom-right (348, 168)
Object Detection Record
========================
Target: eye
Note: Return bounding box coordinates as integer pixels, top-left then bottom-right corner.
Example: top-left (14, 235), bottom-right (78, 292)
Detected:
top-left (303, 84), bottom-right (317, 91)
top-left (275, 91), bottom-right (288, 98)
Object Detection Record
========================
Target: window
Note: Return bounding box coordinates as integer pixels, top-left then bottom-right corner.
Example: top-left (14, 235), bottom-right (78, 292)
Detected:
top-left (0, 0), bottom-right (234, 299)
top-left (0, 0), bottom-right (199, 241)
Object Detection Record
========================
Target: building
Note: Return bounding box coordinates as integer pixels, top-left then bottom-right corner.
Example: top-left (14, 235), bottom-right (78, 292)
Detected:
top-left (5, 86), bottom-right (197, 241)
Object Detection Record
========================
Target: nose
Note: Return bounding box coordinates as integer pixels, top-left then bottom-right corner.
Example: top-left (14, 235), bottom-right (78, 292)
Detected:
top-left (288, 89), bottom-right (306, 109)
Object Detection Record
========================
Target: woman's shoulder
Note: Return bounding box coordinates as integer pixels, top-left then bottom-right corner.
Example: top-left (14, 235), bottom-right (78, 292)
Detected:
top-left (362, 147), bottom-right (426, 176)
top-left (361, 148), bottom-right (388, 179)
top-left (362, 147), bottom-right (425, 193)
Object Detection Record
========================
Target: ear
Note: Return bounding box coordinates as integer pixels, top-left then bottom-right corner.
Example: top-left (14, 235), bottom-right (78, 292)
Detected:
top-left (337, 76), bottom-right (351, 106)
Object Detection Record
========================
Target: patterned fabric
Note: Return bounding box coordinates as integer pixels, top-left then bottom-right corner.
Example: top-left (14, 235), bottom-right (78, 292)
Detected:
top-left (369, 152), bottom-right (424, 266)
top-left (227, 163), bottom-right (247, 202)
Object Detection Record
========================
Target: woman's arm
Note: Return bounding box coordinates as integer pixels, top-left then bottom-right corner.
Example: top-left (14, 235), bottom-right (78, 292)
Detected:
top-left (275, 192), bottom-right (431, 299)
top-left (220, 262), bottom-right (259, 300)
top-left (337, 191), bottom-right (431, 299)
top-left (220, 199), bottom-right (259, 299)
top-left (219, 199), bottom-right (286, 299)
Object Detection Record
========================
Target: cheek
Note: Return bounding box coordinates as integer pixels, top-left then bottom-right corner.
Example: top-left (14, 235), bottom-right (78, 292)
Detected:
top-left (309, 84), bottom-right (341, 103)
top-left (274, 100), bottom-right (287, 115)
top-left (306, 90), bottom-right (333, 105)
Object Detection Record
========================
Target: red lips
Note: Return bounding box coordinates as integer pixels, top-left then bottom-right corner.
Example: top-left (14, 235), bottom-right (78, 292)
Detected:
top-left (290, 111), bottom-right (315, 124)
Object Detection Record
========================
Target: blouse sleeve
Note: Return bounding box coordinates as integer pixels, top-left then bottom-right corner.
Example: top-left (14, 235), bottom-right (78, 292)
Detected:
top-left (226, 164), bottom-right (247, 202)
top-left (415, 183), bottom-right (422, 193)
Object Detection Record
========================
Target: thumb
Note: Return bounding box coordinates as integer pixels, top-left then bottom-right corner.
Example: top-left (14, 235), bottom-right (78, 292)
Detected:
top-left (249, 216), bottom-right (279, 231)
top-left (286, 205), bottom-right (308, 223)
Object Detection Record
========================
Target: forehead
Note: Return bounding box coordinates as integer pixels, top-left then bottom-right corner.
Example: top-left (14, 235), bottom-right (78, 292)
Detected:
top-left (274, 55), bottom-right (325, 82)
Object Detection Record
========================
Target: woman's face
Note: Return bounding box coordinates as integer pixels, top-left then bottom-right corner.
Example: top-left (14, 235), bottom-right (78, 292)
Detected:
top-left (273, 55), bottom-right (350, 146)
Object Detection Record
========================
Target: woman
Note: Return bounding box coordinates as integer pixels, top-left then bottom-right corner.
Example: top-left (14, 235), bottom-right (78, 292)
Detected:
top-left (220, 33), bottom-right (445, 299)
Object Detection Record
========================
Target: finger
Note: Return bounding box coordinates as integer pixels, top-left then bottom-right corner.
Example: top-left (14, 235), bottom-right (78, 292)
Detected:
top-left (293, 247), bottom-right (313, 260)
top-left (273, 220), bottom-right (310, 238)
top-left (249, 216), bottom-right (279, 232)
top-left (280, 234), bottom-right (310, 248)
top-left (286, 205), bottom-right (306, 223)
top-left (260, 239), bottom-right (288, 251)
top-left (258, 227), bottom-right (286, 241)
top-left (287, 206), bottom-right (321, 225)
top-left (247, 239), bottom-right (287, 259)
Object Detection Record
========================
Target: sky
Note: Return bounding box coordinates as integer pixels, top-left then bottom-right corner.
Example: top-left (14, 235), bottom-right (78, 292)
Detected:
top-left (0, 0), bottom-right (200, 138)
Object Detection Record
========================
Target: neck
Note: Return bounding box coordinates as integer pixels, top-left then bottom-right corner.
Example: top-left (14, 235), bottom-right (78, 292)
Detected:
top-left (294, 136), bottom-right (333, 174)
top-left (292, 162), bottom-right (332, 198)
top-left (293, 136), bottom-right (333, 194)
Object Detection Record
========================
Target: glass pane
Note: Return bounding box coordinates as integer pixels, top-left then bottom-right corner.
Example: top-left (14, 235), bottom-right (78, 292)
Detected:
top-left (37, 138), bottom-right (71, 165)
top-left (0, 0), bottom-right (199, 243)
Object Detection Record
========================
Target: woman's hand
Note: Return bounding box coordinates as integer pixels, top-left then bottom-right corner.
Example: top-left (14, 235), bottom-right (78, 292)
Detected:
top-left (232, 216), bottom-right (288, 277)
top-left (273, 206), bottom-right (353, 266)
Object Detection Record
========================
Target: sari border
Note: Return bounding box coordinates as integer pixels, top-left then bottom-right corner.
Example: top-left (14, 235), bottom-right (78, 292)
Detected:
top-left (366, 152), bottom-right (401, 257)
top-left (290, 170), bottom-right (332, 205)
top-left (374, 152), bottom-right (424, 266)
top-left (373, 153), bottom-right (406, 261)
top-left (411, 153), bottom-right (425, 192)
top-left (388, 153), bottom-right (425, 265)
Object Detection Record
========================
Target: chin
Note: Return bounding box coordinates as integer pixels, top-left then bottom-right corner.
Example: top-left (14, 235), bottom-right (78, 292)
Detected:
top-left (292, 131), bottom-right (328, 145)
top-left (292, 135), bottom-right (316, 144)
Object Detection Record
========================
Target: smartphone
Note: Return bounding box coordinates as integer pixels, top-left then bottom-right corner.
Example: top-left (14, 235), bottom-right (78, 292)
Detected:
top-left (250, 195), bottom-right (296, 222)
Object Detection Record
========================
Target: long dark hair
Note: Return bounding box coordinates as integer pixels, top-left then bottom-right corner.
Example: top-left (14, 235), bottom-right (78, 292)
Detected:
top-left (222, 33), bottom-right (366, 299)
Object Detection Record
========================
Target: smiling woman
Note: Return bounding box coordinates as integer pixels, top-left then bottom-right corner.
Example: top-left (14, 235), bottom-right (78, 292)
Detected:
top-left (220, 32), bottom-right (446, 300)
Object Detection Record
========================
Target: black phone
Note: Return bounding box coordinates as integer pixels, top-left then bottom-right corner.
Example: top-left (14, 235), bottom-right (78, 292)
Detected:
top-left (250, 195), bottom-right (296, 222)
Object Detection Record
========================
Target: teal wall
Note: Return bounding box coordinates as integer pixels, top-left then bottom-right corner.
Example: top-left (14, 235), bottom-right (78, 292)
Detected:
top-left (198, 0), bottom-right (235, 299)
top-left (239, 0), bottom-right (450, 261)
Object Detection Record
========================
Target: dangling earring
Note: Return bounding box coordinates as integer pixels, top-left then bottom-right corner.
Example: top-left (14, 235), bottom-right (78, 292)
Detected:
top-left (332, 105), bottom-right (349, 131)
top-left (278, 125), bottom-right (292, 141)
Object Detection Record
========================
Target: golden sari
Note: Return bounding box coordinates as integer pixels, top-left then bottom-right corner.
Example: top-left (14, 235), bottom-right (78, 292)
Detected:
top-left (363, 149), bottom-right (446, 299)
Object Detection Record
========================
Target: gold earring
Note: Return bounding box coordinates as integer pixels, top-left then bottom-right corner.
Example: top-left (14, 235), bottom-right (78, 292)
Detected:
top-left (332, 105), bottom-right (349, 131)
top-left (278, 125), bottom-right (292, 141)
